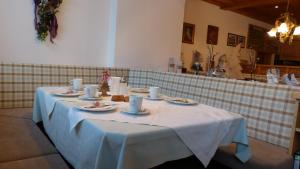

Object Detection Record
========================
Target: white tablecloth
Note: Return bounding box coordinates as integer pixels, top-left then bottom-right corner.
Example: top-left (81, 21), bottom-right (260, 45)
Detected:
top-left (33, 87), bottom-right (251, 169)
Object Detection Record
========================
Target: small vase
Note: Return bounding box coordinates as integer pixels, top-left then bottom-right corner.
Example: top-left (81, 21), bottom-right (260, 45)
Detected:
top-left (100, 81), bottom-right (109, 96)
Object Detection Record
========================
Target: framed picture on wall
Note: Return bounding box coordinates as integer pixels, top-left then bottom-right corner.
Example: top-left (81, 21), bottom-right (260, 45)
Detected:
top-left (237, 35), bottom-right (246, 48)
top-left (206, 25), bottom-right (219, 45)
top-left (182, 22), bottom-right (195, 44)
top-left (227, 33), bottom-right (237, 47)
top-left (247, 24), bottom-right (268, 49)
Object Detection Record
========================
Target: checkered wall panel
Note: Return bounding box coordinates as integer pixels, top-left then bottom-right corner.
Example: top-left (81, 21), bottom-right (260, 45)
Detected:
top-left (1, 65), bottom-right (299, 149)
top-left (0, 63), bottom-right (129, 108)
top-left (128, 70), bottom-right (300, 149)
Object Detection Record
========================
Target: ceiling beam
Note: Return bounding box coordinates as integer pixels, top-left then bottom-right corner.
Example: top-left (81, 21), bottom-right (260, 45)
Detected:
top-left (221, 0), bottom-right (287, 10)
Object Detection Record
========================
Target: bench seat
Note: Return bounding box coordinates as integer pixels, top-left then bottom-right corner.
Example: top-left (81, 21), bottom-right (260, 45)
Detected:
top-left (213, 138), bottom-right (293, 169)
top-left (0, 116), bottom-right (57, 162)
top-left (0, 108), bottom-right (33, 119)
top-left (0, 154), bottom-right (69, 169)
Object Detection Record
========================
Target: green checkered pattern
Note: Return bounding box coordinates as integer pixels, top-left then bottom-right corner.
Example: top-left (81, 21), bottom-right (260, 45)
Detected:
top-left (0, 63), bottom-right (129, 108)
top-left (1, 64), bottom-right (298, 149)
top-left (128, 69), bottom-right (300, 149)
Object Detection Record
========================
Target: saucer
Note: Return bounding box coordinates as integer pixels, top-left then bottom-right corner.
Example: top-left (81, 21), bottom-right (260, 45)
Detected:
top-left (166, 98), bottom-right (198, 105)
top-left (75, 102), bottom-right (116, 112)
top-left (130, 88), bottom-right (149, 93)
top-left (120, 108), bottom-right (150, 115)
top-left (51, 90), bottom-right (81, 97)
top-left (78, 95), bottom-right (102, 101)
top-left (144, 95), bottom-right (164, 101)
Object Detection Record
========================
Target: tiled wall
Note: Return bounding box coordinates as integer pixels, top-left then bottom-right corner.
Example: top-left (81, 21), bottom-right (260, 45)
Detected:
top-left (0, 63), bottom-right (129, 108)
top-left (128, 70), bottom-right (300, 149)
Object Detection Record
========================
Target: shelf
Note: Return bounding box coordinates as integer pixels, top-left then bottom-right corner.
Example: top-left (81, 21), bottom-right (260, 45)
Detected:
top-left (296, 128), bottom-right (300, 133)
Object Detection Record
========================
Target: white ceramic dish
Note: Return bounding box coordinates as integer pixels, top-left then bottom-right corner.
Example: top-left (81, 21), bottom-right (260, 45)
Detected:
top-left (75, 104), bottom-right (116, 112)
top-left (51, 91), bottom-right (81, 97)
top-left (78, 95), bottom-right (102, 101)
top-left (166, 98), bottom-right (198, 105)
top-left (130, 88), bottom-right (149, 93)
top-left (144, 95), bottom-right (164, 101)
top-left (120, 108), bottom-right (150, 115)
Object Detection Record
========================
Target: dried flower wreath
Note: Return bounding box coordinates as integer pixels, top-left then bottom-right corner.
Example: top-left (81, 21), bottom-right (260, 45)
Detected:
top-left (34, 0), bottom-right (63, 43)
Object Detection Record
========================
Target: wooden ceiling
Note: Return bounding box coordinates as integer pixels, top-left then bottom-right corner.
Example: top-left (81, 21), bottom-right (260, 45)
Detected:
top-left (203, 0), bottom-right (300, 25)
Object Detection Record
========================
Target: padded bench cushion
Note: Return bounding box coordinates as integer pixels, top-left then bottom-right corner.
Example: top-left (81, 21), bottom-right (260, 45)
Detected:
top-left (0, 116), bottom-right (57, 162)
top-left (213, 138), bottom-right (293, 169)
top-left (0, 108), bottom-right (33, 119)
top-left (0, 154), bottom-right (69, 169)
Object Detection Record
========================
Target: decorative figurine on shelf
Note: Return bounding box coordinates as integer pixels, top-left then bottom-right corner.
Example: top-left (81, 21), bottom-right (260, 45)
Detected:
top-left (266, 68), bottom-right (280, 84)
top-left (191, 50), bottom-right (203, 75)
top-left (99, 70), bottom-right (111, 96)
top-left (212, 54), bottom-right (226, 78)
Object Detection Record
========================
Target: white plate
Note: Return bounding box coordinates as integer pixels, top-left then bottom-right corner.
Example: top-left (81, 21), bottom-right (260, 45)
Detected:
top-left (144, 95), bottom-right (164, 101)
top-left (75, 104), bottom-right (116, 112)
top-left (51, 91), bottom-right (81, 97)
top-left (166, 98), bottom-right (198, 105)
top-left (78, 95), bottom-right (102, 101)
top-left (130, 88), bottom-right (149, 93)
top-left (120, 108), bottom-right (150, 115)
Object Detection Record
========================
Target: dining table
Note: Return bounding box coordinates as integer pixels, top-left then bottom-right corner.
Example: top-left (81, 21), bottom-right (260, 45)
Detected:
top-left (32, 87), bottom-right (251, 169)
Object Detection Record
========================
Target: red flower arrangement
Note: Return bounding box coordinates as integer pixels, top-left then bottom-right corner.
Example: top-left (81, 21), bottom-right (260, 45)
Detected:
top-left (99, 70), bottom-right (111, 96)
top-left (101, 70), bottom-right (111, 83)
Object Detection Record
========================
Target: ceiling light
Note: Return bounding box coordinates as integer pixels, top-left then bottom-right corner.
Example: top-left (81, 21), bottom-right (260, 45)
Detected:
top-left (268, 28), bottom-right (277, 37)
top-left (275, 5), bottom-right (279, 9)
top-left (278, 23), bottom-right (288, 33)
top-left (267, 0), bottom-right (299, 44)
top-left (294, 26), bottom-right (300, 35)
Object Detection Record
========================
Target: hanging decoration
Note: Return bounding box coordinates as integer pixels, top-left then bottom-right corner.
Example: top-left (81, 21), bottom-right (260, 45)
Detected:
top-left (267, 0), bottom-right (300, 44)
top-left (34, 0), bottom-right (63, 43)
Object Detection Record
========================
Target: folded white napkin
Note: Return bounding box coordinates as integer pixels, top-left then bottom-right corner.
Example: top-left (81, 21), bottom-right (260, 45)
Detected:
top-left (282, 74), bottom-right (300, 86)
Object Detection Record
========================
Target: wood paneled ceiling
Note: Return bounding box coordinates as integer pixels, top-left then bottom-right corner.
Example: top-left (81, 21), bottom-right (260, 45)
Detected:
top-left (203, 0), bottom-right (300, 25)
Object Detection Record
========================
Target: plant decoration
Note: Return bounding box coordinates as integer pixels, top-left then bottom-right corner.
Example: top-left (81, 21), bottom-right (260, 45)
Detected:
top-left (99, 70), bottom-right (111, 96)
top-left (248, 48), bottom-right (258, 80)
top-left (34, 0), bottom-right (63, 43)
top-left (226, 44), bottom-right (243, 79)
top-left (191, 50), bottom-right (203, 75)
top-left (206, 44), bottom-right (217, 76)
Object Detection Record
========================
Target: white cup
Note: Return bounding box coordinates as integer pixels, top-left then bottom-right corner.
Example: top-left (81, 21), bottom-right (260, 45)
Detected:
top-left (149, 87), bottom-right (160, 99)
top-left (70, 79), bottom-right (83, 91)
top-left (119, 82), bottom-right (128, 95)
top-left (129, 95), bottom-right (143, 113)
top-left (109, 77), bottom-right (121, 95)
top-left (84, 85), bottom-right (99, 98)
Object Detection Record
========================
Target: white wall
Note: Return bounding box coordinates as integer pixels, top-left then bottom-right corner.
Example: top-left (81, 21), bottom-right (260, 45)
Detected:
top-left (0, 0), bottom-right (186, 69)
top-left (182, 0), bottom-right (272, 71)
top-left (114, 0), bottom-right (186, 71)
top-left (0, 0), bottom-right (112, 66)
